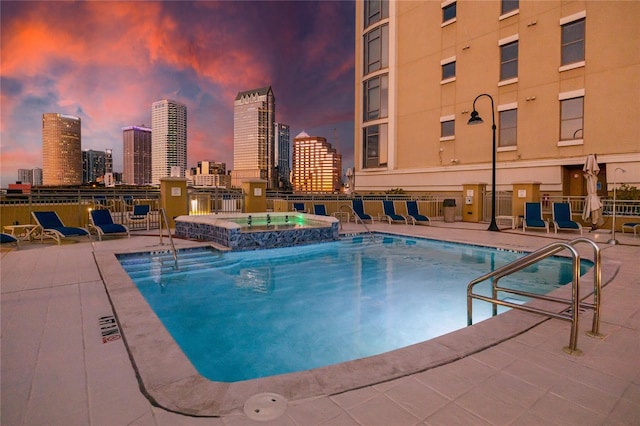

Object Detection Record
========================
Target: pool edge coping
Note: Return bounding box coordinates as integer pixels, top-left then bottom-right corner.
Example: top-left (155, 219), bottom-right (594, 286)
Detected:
top-left (94, 236), bottom-right (610, 417)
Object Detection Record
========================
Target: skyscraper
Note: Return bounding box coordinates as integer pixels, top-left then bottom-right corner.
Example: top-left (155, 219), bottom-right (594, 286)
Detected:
top-left (292, 131), bottom-right (342, 193)
top-left (105, 149), bottom-right (113, 175)
top-left (232, 86), bottom-right (276, 188)
top-left (32, 168), bottom-right (43, 186)
top-left (151, 100), bottom-right (187, 185)
top-left (42, 113), bottom-right (82, 186)
top-left (122, 125), bottom-right (152, 185)
top-left (82, 149), bottom-right (106, 183)
top-left (18, 169), bottom-right (32, 184)
top-left (274, 122), bottom-right (291, 190)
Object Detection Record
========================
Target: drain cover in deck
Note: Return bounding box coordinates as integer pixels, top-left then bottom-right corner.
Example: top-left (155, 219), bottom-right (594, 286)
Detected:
top-left (243, 392), bottom-right (287, 421)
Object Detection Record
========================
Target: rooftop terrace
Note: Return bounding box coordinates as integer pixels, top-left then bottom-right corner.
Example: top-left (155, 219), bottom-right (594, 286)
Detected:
top-left (1, 221), bottom-right (638, 425)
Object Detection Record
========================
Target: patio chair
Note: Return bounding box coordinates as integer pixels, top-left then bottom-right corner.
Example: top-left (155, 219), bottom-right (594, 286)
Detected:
top-left (89, 209), bottom-right (130, 240)
top-left (292, 202), bottom-right (306, 213)
top-left (93, 195), bottom-right (108, 208)
top-left (122, 195), bottom-right (135, 208)
top-left (382, 200), bottom-right (414, 225)
top-left (313, 204), bottom-right (328, 216)
top-left (552, 202), bottom-right (582, 235)
top-left (352, 199), bottom-right (374, 224)
top-left (128, 205), bottom-right (150, 230)
top-left (522, 202), bottom-right (549, 233)
top-left (0, 233), bottom-right (19, 249)
top-left (31, 211), bottom-right (91, 245)
top-left (406, 200), bottom-right (430, 225)
top-left (621, 222), bottom-right (640, 237)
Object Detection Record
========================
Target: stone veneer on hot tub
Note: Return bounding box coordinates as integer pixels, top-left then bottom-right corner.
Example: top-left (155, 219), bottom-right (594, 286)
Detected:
top-left (174, 212), bottom-right (339, 250)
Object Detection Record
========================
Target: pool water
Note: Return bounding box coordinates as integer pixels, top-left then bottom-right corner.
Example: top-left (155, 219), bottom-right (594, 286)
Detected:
top-left (118, 234), bottom-right (591, 382)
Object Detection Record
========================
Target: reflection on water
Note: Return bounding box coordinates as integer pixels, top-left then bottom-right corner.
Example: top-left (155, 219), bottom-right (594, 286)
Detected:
top-left (118, 235), bottom-right (592, 382)
top-left (235, 268), bottom-right (274, 294)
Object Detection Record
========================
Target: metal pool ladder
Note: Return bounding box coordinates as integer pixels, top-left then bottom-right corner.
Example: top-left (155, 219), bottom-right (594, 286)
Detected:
top-left (158, 208), bottom-right (178, 270)
top-left (467, 238), bottom-right (604, 355)
top-left (339, 204), bottom-right (376, 241)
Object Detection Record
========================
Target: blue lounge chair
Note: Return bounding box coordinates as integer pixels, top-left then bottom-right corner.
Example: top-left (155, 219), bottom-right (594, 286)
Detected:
top-left (352, 199), bottom-right (374, 224)
top-left (406, 200), bottom-right (430, 225)
top-left (128, 205), bottom-right (150, 230)
top-left (89, 209), bottom-right (130, 240)
top-left (0, 233), bottom-right (19, 249)
top-left (93, 195), bottom-right (108, 207)
top-left (313, 204), bottom-right (328, 216)
top-left (31, 211), bottom-right (91, 245)
top-left (621, 222), bottom-right (640, 237)
top-left (292, 202), bottom-right (306, 213)
top-left (552, 202), bottom-right (582, 235)
top-left (522, 202), bottom-right (549, 233)
top-left (382, 200), bottom-right (413, 224)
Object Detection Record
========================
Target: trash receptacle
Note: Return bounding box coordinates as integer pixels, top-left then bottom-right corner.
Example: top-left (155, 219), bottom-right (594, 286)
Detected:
top-left (443, 199), bottom-right (456, 223)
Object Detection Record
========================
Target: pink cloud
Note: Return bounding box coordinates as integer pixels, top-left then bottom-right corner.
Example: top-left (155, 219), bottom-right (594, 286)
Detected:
top-left (1, 1), bottom-right (355, 186)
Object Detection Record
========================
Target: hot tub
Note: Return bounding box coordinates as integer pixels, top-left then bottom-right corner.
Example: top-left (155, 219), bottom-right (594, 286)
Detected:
top-left (174, 212), bottom-right (339, 250)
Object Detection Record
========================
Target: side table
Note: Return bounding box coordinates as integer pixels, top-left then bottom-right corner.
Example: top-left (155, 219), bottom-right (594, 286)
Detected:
top-left (3, 224), bottom-right (39, 241)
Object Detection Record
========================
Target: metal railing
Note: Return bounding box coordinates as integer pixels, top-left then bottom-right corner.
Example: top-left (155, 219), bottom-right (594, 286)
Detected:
top-left (338, 203), bottom-right (375, 241)
top-left (158, 208), bottom-right (178, 270)
top-left (482, 191), bottom-right (513, 222)
top-left (467, 238), bottom-right (604, 355)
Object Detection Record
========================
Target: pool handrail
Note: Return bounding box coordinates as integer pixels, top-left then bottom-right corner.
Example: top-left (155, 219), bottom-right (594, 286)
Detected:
top-left (159, 208), bottom-right (178, 270)
top-left (339, 204), bottom-right (376, 241)
top-left (467, 238), bottom-right (604, 355)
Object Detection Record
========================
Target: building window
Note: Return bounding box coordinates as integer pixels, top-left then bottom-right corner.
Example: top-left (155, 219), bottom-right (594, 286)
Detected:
top-left (500, 40), bottom-right (518, 81)
top-left (363, 75), bottom-right (388, 121)
top-left (364, 24), bottom-right (389, 75)
top-left (560, 96), bottom-right (584, 140)
top-left (442, 60), bottom-right (456, 81)
top-left (442, 1), bottom-right (456, 23)
top-left (363, 124), bottom-right (388, 168)
top-left (499, 109), bottom-right (517, 147)
top-left (561, 18), bottom-right (585, 65)
top-left (440, 119), bottom-right (455, 139)
top-left (501, 0), bottom-right (518, 15)
top-left (364, 0), bottom-right (389, 28)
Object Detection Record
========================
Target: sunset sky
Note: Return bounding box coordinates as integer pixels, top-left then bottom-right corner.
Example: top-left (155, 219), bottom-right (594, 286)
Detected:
top-left (0, 1), bottom-right (355, 187)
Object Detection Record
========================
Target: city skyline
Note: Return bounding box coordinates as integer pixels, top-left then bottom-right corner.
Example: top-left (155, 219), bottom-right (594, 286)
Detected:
top-left (0, 1), bottom-right (355, 187)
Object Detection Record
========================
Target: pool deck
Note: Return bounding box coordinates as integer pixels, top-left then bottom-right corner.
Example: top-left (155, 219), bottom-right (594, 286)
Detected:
top-left (2, 221), bottom-right (638, 425)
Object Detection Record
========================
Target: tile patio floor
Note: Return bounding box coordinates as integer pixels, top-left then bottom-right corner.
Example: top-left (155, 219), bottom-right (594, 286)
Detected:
top-left (1, 221), bottom-right (638, 425)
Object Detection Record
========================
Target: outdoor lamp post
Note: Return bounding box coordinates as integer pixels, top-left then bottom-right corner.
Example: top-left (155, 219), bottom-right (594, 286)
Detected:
top-left (468, 93), bottom-right (500, 232)
top-left (608, 167), bottom-right (627, 245)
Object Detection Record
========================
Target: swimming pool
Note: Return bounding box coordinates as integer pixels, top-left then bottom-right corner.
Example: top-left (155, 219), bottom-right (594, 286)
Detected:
top-left (117, 234), bottom-right (591, 383)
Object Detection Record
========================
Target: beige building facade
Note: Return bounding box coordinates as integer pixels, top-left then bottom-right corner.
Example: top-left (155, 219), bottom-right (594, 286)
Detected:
top-left (354, 1), bottom-right (639, 197)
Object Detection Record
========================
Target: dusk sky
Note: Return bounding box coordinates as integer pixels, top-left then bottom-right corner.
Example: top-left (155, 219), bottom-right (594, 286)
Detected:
top-left (0, 0), bottom-right (355, 187)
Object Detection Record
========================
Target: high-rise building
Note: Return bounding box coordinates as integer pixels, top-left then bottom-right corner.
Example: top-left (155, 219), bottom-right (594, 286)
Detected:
top-left (42, 113), bottom-right (82, 186)
top-left (105, 149), bottom-right (113, 174)
top-left (274, 123), bottom-right (291, 190)
top-left (18, 169), bottom-right (32, 184)
top-left (122, 125), bottom-right (152, 185)
top-left (232, 86), bottom-right (276, 188)
top-left (17, 168), bottom-right (41, 186)
top-left (291, 131), bottom-right (343, 193)
top-left (188, 160), bottom-right (230, 187)
top-left (32, 168), bottom-right (43, 186)
top-left (354, 1), bottom-right (639, 195)
top-left (82, 149), bottom-right (106, 183)
top-left (151, 100), bottom-right (187, 185)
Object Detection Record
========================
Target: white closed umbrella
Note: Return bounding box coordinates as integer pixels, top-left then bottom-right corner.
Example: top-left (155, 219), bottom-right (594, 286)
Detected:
top-left (582, 154), bottom-right (604, 228)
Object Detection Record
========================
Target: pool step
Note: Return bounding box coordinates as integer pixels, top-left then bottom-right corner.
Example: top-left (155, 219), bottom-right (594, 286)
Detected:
top-left (120, 251), bottom-right (241, 277)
